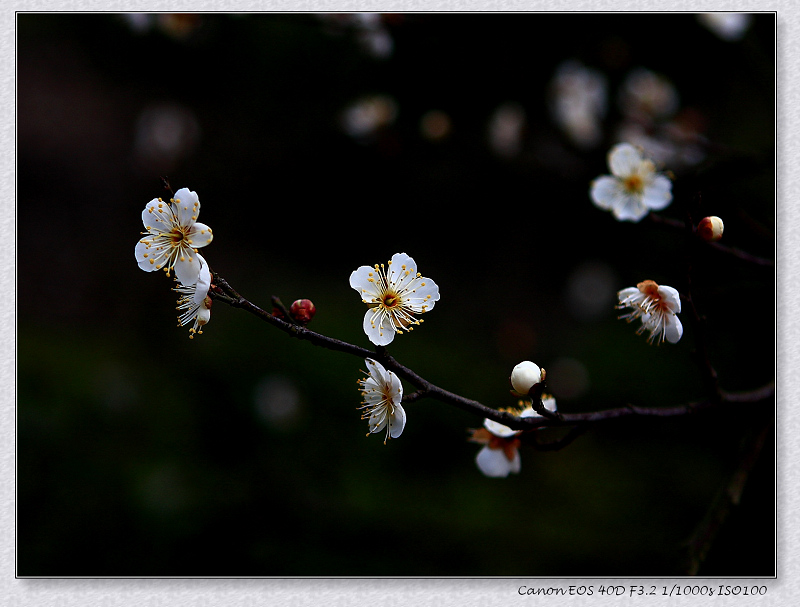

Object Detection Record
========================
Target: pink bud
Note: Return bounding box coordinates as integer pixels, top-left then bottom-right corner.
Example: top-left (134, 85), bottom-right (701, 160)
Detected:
top-left (698, 216), bottom-right (724, 241)
top-left (290, 299), bottom-right (316, 324)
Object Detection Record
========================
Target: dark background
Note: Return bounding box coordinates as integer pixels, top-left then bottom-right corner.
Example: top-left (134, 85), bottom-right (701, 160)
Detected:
top-left (17, 12), bottom-right (774, 576)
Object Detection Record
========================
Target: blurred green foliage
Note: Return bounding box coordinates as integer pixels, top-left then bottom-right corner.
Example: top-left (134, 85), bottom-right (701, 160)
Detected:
top-left (17, 12), bottom-right (774, 576)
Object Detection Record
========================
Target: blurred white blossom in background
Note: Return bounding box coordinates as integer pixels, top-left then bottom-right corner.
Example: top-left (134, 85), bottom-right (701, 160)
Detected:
top-left (548, 60), bottom-right (608, 149)
top-left (340, 94), bottom-right (398, 140)
top-left (487, 101), bottom-right (527, 157)
top-left (133, 102), bottom-right (200, 173)
top-left (590, 142), bottom-right (673, 222)
top-left (698, 12), bottom-right (753, 41)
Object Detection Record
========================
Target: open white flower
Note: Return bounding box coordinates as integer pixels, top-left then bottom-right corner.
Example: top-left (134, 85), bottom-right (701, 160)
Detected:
top-left (357, 358), bottom-right (405, 443)
top-left (135, 187), bottom-right (214, 286)
top-left (174, 254), bottom-right (212, 338)
top-left (475, 441), bottom-right (521, 478)
top-left (590, 143), bottom-right (673, 222)
top-left (349, 252), bottom-right (440, 346)
top-left (549, 60), bottom-right (608, 149)
top-left (698, 13), bottom-right (752, 42)
top-left (618, 68), bottom-right (679, 122)
top-left (469, 393), bottom-right (557, 479)
top-left (470, 412), bottom-right (522, 478)
top-left (618, 280), bottom-right (683, 344)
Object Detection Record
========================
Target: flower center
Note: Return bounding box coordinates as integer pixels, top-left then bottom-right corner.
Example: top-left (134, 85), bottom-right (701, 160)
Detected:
top-left (623, 174), bottom-right (644, 194)
top-left (637, 279), bottom-right (660, 299)
top-left (169, 226), bottom-right (189, 246)
top-left (381, 291), bottom-right (400, 309)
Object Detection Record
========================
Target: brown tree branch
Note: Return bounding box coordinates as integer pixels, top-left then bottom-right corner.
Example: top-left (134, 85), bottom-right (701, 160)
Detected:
top-left (209, 272), bottom-right (774, 433)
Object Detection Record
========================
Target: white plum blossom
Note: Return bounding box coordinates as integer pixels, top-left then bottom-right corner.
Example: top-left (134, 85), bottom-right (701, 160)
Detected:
top-left (340, 94), bottom-right (398, 139)
top-left (590, 143), bottom-right (673, 222)
top-left (618, 68), bottom-right (679, 122)
top-left (349, 252), bottom-right (440, 346)
top-left (487, 102), bottom-right (527, 157)
top-left (357, 358), bottom-right (406, 443)
top-left (618, 280), bottom-right (683, 345)
top-left (174, 254), bottom-right (212, 338)
top-left (549, 60), bottom-right (608, 149)
top-left (474, 439), bottom-right (521, 478)
top-left (470, 424), bottom-right (521, 478)
top-left (698, 13), bottom-right (752, 42)
top-left (470, 410), bottom-right (524, 478)
top-left (135, 187), bottom-right (213, 286)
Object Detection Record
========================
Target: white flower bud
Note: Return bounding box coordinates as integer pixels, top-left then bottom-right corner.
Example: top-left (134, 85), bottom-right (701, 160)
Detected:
top-left (698, 216), bottom-right (724, 241)
top-left (510, 361), bottom-right (542, 395)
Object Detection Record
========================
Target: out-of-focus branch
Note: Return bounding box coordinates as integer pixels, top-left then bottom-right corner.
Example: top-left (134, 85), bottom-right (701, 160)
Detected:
top-left (683, 414), bottom-right (773, 575)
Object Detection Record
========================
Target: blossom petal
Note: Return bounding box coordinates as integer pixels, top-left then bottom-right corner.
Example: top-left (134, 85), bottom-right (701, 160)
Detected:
top-left (192, 255), bottom-right (212, 305)
top-left (141, 198), bottom-right (173, 233)
top-left (363, 309), bottom-right (395, 346)
top-left (350, 265), bottom-right (382, 302)
top-left (665, 315), bottom-right (683, 343)
top-left (657, 285), bottom-right (681, 313)
top-left (612, 194), bottom-right (649, 222)
top-left (388, 252), bottom-right (417, 288)
top-left (484, 418), bottom-right (517, 438)
top-left (364, 358), bottom-right (388, 381)
top-left (476, 446), bottom-right (519, 478)
top-left (589, 176), bottom-right (623, 210)
top-left (608, 143), bottom-right (642, 177)
top-left (368, 409), bottom-right (388, 433)
top-left (135, 239), bottom-right (161, 272)
top-left (171, 188), bottom-right (200, 227)
top-left (404, 278), bottom-right (440, 313)
top-left (642, 175), bottom-right (673, 210)
top-left (389, 404), bottom-right (406, 438)
top-left (617, 286), bottom-right (641, 303)
top-left (187, 222), bottom-right (213, 249)
top-left (174, 253), bottom-right (202, 287)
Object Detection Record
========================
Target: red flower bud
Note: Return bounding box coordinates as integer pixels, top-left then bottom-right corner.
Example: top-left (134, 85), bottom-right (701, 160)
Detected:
top-left (698, 216), bottom-right (724, 241)
top-left (289, 299), bottom-right (316, 324)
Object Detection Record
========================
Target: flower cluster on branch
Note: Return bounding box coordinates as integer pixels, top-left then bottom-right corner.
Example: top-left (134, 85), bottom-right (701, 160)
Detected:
top-left (134, 149), bottom-right (772, 480)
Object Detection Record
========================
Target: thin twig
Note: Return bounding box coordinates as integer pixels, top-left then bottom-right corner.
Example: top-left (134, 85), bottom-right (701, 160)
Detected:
top-left (681, 207), bottom-right (722, 403)
top-left (647, 213), bottom-right (773, 266)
